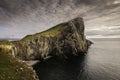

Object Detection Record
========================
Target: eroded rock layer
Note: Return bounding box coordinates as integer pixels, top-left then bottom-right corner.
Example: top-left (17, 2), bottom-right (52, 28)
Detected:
top-left (0, 17), bottom-right (92, 61)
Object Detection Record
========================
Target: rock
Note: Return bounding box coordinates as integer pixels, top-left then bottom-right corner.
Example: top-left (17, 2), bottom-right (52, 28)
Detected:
top-left (13, 17), bottom-right (92, 60)
top-left (0, 17), bottom-right (92, 80)
top-left (20, 67), bottom-right (23, 71)
top-left (0, 17), bottom-right (92, 61)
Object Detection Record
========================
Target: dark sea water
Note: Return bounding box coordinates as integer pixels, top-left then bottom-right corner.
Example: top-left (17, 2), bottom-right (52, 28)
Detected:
top-left (33, 38), bottom-right (120, 80)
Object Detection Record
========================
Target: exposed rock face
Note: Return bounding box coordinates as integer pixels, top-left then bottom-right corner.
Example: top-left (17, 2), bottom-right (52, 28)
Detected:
top-left (0, 17), bottom-right (92, 61)
top-left (0, 44), bottom-right (17, 57)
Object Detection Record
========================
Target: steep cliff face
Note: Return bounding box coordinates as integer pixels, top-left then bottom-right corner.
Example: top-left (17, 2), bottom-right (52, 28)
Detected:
top-left (12, 17), bottom-right (91, 60)
top-left (0, 17), bottom-right (91, 61)
top-left (0, 41), bottom-right (39, 80)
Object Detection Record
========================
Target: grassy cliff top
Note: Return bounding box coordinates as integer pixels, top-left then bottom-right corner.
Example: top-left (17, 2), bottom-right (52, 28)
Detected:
top-left (0, 40), bottom-right (12, 45)
top-left (21, 23), bottom-right (67, 41)
top-left (21, 17), bottom-right (83, 41)
top-left (0, 52), bottom-right (38, 80)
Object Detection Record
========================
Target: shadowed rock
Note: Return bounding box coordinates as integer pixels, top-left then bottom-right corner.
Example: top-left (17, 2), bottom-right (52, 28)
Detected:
top-left (0, 17), bottom-right (92, 61)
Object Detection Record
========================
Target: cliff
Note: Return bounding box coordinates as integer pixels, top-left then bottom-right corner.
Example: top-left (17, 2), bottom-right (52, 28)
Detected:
top-left (0, 52), bottom-right (38, 80)
top-left (0, 17), bottom-right (92, 61)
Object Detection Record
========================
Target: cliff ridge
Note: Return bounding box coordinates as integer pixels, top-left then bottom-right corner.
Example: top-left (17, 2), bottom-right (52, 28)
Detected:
top-left (0, 17), bottom-right (92, 61)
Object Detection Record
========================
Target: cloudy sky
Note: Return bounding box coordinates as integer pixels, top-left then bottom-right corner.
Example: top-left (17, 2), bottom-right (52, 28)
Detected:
top-left (0, 0), bottom-right (120, 39)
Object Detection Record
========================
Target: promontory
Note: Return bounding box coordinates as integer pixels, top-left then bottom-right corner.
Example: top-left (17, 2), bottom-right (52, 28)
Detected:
top-left (0, 17), bottom-right (92, 61)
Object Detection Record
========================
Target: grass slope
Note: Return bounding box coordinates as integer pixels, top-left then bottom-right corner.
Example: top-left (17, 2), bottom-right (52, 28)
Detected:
top-left (0, 40), bottom-right (12, 45)
top-left (21, 17), bottom-right (83, 41)
top-left (21, 23), bottom-right (67, 41)
top-left (0, 52), bottom-right (37, 80)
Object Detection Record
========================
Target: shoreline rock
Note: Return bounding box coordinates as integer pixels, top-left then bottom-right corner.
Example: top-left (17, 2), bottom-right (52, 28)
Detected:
top-left (0, 17), bottom-right (92, 61)
top-left (0, 17), bottom-right (92, 80)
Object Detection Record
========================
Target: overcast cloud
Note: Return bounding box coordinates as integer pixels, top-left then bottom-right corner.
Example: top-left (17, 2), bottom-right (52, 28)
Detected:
top-left (0, 0), bottom-right (120, 39)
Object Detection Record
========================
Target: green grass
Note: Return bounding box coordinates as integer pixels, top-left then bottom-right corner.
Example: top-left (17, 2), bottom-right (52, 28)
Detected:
top-left (21, 17), bottom-right (83, 41)
top-left (21, 23), bottom-right (67, 41)
top-left (38, 23), bottom-right (66, 35)
top-left (0, 40), bottom-right (12, 45)
top-left (0, 52), bottom-right (37, 80)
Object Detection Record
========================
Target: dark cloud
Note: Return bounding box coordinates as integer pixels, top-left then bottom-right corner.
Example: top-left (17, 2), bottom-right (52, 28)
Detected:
top-left (0, 0), bottom-right (120, 38)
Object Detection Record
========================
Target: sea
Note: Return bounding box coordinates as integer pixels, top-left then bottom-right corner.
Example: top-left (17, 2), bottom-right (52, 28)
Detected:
top-left (33, 38), bottom-right (120, 80)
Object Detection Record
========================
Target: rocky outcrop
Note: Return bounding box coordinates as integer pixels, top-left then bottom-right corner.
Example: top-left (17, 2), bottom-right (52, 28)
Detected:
top-left (0, 17), bottom-right (92, 61)
top-left (0, 44), bottom-right (17, 57)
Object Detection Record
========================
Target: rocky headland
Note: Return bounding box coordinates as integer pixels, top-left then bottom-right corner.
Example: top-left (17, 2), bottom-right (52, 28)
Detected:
top-left (0, 17), bottom-right (92, 60)
top-left (0, 17), bottom-right (92, 80)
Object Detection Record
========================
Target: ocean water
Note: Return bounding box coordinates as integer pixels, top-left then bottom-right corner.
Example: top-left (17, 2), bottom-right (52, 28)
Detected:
top-left (33, 38), bottom-right (120, 80)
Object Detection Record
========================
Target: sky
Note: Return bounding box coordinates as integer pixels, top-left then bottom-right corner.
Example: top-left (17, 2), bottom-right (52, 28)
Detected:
top-left (0, 0), bottom-right (120, 39)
